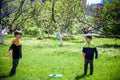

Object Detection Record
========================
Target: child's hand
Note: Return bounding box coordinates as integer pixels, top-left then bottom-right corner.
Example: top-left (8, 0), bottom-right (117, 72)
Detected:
top-left (82, 52), bottom-right (86, 58)
top-left (6, 50), bottom-right (13, 57)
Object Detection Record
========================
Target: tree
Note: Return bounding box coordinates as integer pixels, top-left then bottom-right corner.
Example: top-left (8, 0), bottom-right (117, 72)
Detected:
top-left (1, 0), bottom-right (26, 32)
top-left (99, 0), bottom-right (120, 36)
top-left (30, 0), bottom-right (52, 39)
top-left (1, 0), bottom-right (34, 33)
top-left (51, 0), bottom-right (83, 35)
top-left (52, 0), bottom-right (95, 35)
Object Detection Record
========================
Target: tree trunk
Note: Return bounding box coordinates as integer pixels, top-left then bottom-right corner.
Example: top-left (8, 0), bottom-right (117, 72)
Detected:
top-left (47, 29), bottom-right (50, 37)
top-left (38, 27), bottom-right (42, 39)
top-left (0, 25), bottom-right (4, 44)
top-left (65, 28), bottom-right (70, 38)
top-left (52, 0), bottom-right (56, 23)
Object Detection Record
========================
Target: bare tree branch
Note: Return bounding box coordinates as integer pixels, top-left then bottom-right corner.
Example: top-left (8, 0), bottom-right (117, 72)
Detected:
top-left (10, 0), bottom-right (26, 25)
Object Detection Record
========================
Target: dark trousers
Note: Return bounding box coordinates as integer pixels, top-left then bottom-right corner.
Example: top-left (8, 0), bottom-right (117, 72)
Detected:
top-left (84, 59), bottom-right (93, 75)
top-left (10, 59), bottom-right (19, 75)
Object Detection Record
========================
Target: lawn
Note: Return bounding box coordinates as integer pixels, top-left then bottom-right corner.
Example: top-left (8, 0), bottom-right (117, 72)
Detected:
top-left (0, 35), bottom-right (120, 80)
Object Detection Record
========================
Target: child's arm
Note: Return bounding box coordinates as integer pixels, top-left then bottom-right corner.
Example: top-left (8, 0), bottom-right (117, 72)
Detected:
top-left (6, 44), bottom-right (14, 57)
top-left (9, 44), bottom-right (14, 51)
top-left (94, 48), bottom-right (98, 59)
top-left (82, 48), bottom-right (86, 58)
top-left (6, 50), bottom-right (12, 56)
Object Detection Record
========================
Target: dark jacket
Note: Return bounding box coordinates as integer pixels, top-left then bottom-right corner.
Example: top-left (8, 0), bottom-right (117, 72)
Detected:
top-left (9, 39), bottom-right (22, 59)
top-left (82, 42), bottom-right (98, 60)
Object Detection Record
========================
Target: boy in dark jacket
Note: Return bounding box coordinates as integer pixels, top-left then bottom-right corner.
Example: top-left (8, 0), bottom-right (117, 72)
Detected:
top-left (8, 30), bottom-right (22, 76)
top-left (82, 36), bottom-right (98, 75)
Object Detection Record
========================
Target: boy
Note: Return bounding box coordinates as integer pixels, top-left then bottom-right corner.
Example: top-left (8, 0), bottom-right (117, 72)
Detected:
top-left (82, 36), bottom-right (98, 75)
top-left (8, 30), bottom-right (22, 76)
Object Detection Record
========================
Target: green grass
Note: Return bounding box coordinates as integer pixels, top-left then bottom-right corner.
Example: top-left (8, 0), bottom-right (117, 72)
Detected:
top-left (0, 35), bottom-right (120, 80)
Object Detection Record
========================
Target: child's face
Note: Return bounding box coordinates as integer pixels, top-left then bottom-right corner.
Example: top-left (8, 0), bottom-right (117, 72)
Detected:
top-left (16, 34), bottom-right (22, 39)
top-left (85, 37), bottom-right (91, 43)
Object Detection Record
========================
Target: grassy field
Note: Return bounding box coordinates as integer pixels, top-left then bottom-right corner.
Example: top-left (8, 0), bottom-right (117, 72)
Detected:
top-left (0, 35), bottom-right (120, 80)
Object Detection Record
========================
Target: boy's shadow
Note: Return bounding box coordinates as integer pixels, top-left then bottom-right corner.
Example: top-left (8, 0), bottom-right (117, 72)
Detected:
top-left (75, 73), bottom-right (88, 80)
top-left (0, 75), bottom-right (10, 79)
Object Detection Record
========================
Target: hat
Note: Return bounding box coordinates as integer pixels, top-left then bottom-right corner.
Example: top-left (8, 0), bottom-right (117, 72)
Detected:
top-left (14, 30), bottom-right (22, 36)
top-left (86, 36), bottom-right (92, 39)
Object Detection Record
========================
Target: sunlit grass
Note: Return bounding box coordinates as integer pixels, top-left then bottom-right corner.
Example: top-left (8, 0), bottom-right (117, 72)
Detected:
top-left (0, 35), bottom-right (120, 80)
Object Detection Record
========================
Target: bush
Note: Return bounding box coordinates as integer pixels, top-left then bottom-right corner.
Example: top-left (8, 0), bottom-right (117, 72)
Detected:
top-left (24, 27), bottom-right (38, 36)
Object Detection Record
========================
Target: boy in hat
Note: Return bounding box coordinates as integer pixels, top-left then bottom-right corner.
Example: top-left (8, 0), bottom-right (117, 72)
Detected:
top-left (82, 35), bottom-right (98, 75)
top-left (7, 30), bottom-right (22, 76)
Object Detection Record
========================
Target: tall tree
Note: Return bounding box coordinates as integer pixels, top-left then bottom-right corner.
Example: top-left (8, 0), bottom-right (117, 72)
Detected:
top-left (99, 0), bottom-right (120, 36)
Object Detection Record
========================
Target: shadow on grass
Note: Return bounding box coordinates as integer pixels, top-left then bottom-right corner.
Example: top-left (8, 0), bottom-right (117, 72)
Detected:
top-left (72, 40), bottom-right (85, 43)
top-left (44, 37), bottom-right (56, 40)
top-left (74, 73), bottom-right (87, 80)
top-left (0, 75), bottom-right (10, 79)
top-left (0, 43), bottom-right (7, 46)
top-left (44, 36), bottom-right (77, 41)
top-left (98, 44), bottom-right (120, 48)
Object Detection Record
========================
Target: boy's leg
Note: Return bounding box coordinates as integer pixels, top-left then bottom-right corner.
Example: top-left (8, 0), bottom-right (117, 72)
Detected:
top-left (90, 60), bottom-right (93, 75)
top-left (84, 59), bottom-right (89, 74)
top-left (10, 59), bottom-right (19, 76)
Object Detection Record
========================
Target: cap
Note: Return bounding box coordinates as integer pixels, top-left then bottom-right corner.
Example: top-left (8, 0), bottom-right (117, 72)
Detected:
top-left (14, 30), bottom-right (22, 36)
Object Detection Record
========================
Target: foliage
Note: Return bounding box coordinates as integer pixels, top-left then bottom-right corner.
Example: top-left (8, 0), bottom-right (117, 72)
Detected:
top-left (99, 0), bottom-right (120, 35)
